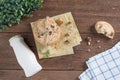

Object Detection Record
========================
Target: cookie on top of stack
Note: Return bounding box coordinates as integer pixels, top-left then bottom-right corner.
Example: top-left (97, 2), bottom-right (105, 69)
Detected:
top-left (31, 12), bottom-right (82, 59)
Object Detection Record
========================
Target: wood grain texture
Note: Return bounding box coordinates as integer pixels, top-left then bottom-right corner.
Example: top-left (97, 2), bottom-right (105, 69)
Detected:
top-left (0, 0), bottom-right (120, 79)
top-left (0, 33), bottom-right (119, 70)
top-left (2, 0), bottom-right (120, 33)
top-left (0, 70), bottom-right (82, 80)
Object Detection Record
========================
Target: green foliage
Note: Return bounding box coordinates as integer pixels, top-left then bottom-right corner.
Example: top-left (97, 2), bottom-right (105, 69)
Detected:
top-left (0, 0), bottom-right (43, 31)
top-left (45, 50), bottom-right (50, 58)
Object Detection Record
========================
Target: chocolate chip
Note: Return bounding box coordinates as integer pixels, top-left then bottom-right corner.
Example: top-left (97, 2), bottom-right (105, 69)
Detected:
top-left (38, 32), bottom-right (46, 36)
top-left (64, 33), bottom-right (69, 37)
top-left (38, 35), bottom-right (41, 38)
top-left (64, 40), bottom-right (70, 44)
top-left (104, 31), bottom-right (107, 35)
top-left (66, 21), bottom-right (71, 25)
top-left (51, 25), bottom-right (54, 28)
top-left (41, 33), bottom-right (44, 36)
top-left (110, 32), bottom-right (114, 36)
top-left (68, 21), bottom-right (71, 24)
top-left (46, 28), bottom-right (49, 30)
top-left (49, 31), bottom-right (52, 35)
top-left (39, 32), bottom-right (43, 36)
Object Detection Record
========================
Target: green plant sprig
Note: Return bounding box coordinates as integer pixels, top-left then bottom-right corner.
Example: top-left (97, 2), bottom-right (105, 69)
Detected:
top-left (0, 0), bottom-right (43, 31)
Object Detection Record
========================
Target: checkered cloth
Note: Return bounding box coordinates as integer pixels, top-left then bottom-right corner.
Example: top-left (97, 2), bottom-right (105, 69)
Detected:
top-left (79, 42), bottom-right (120, 80)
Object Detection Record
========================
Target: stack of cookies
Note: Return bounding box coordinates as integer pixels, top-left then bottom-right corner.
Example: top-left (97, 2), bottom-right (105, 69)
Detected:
top-left (31, 12), bottom-right (82, 59)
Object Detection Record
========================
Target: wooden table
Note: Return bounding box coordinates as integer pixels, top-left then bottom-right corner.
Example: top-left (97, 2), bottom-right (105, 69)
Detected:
top-left (0, 0), bottom-right (120, 80)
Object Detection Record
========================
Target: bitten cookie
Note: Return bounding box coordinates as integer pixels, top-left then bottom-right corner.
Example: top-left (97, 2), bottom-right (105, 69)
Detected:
top-left (95, 21), bottom-right (115, 39)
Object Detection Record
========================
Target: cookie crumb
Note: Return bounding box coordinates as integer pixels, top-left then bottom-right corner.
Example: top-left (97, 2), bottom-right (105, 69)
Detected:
top-left (86, 37), bottom-right (92, 42)
top-left (85, 37), bottom-right (92, 46)
top-left (56, 18), bottom-right (64, 26)
top-left (87, 49), bottom-right (91, 52)
top-left (98, 46), bottom-right (101, 48)
top-left (112, 7), bottom-right (116, 10)
top-left (88, 42), bottom-right (91, 46)
top-left (96, 40), bottom-right (100, 43)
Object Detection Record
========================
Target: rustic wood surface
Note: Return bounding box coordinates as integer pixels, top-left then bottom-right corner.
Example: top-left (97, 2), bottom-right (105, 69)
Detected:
top-left (1, 0), bottom-right (120, 80)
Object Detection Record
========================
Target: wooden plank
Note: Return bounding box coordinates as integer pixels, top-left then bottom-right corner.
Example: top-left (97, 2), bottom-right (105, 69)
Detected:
top-left (1, 0), bottom-right (120, 33)
top-left (0, 32), bottom-right (119, 50)
top-left (0, 0), bottom-right (120, 79)
top-left (0, 50), bottom-right (88, 70)
top-left (3, 15), bottom-right (120, 33)
top-left (0, 70), bottom-right (82, 80)
top-left (0, 33), bottom-right (35, 47)
top-left (0, 33), bottom-right (119, 70)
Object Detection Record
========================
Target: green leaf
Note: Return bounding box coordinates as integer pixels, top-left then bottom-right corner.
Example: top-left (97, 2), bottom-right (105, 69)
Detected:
top-left (0, 0), bottom-right (43, 30)
top-left (0, 25), bottom-right (8, 31)
top-left (20, 10), bottom-right (23, 16)
top-left (45, 50), bottom-right (50, 58)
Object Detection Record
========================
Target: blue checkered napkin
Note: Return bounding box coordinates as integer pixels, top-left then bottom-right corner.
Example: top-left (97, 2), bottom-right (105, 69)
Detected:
top-left (79, 42), bottom-right (120, 80)
top-left (79, 69), bottom-right (93, 80)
